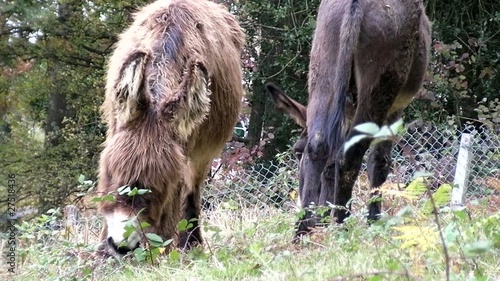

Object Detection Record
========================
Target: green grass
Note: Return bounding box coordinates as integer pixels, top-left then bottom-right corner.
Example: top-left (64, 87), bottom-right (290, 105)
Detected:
top-left (3, 195), bottom-right (500, 281)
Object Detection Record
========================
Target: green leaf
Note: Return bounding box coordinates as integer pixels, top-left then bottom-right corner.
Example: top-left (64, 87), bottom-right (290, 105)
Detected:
top-left (91, 194), bottom-right (115, 203)
top-left (423, 184), bottom-right (452, 214)
top-left (147, 247), bottom-right (161, 262)
top-left (83, 180), bottom-right (94, 186)
top-left (137, 189), bottom-right (151, 195)
top-left (78, 174), bottom-right (86, 184)
top-left (464, 240), bottom-right (493, 256)
top-left (372, 125), bottom-right (392, 138)
top-left (296, 209), bottom-right (306, 220)
top-left (479, 213), bottom-right (500, 248)
top-left (177, 219), bottom-right (188, 231)
top-left (354, 122), bottom-right (380, 135)
top-left (145, 233), bottom-right (164, 247)
top-left (117, 185), bottom-right (131, 195)
top-left (443, 222), bottom-right (459, 244)
top-left (452, 209), bottom-right (468, 221)
top-left (128, 187), bottom-right (139, 196)
top-left (389, 119), bottom-right (404, 135)
top-left (344, 134), bottom-right (368, 153)
top-left (177, 219), bottom-right (193, 232)
top-left (133, 247), bottom-right (147, 262)
top-left (163, 239), bottom-right (174, 247)
top-left (134, 208), bottom-right (147, 217)
top-left (434, 184), bottom-right (453, 205)
top-left (123, 224), bottom-right (136, 239)
top-left (405, 177), bottom-right (428, 198)
top-left (169, 249), bottom-right (181, 262)
top-left (140, 221), bottom-right (151, 228)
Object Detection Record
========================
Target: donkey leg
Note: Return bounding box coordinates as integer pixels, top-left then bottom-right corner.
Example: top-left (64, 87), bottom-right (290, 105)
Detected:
top-left (333, 137), bottom-right (373, 223)
top-left (317, 156), bottom-right (337, 221)
top-left (295, 145), bottom-right (328, 238)
top-left (178, 161), bottom-right (209, 250)
top-left (335, 73), bottom-right (407, 223)
top-left (178, 187), bottom-right (202, 249)
top-left (366, 140), bottom-right (393, 221)
top-left (365, 110), bottom-right (401, 221)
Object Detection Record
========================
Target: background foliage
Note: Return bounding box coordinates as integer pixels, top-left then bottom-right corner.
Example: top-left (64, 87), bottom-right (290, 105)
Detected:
top-left (1, 1), bottom-right (499, 280)
top-left (0, 0), bottom-right (498, 218)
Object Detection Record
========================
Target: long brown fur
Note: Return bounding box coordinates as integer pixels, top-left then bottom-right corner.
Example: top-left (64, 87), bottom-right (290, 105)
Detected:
top-left (97, 0), bottom-right (244, 253)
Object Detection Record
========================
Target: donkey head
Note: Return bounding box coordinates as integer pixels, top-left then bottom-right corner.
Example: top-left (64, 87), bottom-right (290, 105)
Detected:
top-left (98, 51), bottom-right (211, 253)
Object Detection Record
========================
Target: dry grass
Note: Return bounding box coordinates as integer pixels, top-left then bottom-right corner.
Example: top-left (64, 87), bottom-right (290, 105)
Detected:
top-left (3, 193), bottom-right (499, 281)
top-left (2, 171), bottom-right (499, 280)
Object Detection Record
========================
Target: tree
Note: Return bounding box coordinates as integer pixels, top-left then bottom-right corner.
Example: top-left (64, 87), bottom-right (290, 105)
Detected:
top-left (408, 0), bottom-right (500, 128)
top-left (1, 0), bottom-right (498, 214)
top-left (239, 0), bottom-right (319, 161)
top-left (0, 0), bottom-right (149, 212)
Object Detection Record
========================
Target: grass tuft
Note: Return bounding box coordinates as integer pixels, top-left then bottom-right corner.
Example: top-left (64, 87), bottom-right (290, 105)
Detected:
top-left (3, 194), bottom-right (499, 281)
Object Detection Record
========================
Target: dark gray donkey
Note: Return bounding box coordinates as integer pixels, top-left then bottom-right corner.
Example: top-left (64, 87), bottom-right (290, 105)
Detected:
top-left (266, 0), bottom-right (431, 238)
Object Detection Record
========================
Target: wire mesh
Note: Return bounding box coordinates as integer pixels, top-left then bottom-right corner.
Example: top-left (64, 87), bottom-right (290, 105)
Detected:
top-left (4, 124), bottom-right (497, 249)
top-left (202, 124), bottom-right (500, 210)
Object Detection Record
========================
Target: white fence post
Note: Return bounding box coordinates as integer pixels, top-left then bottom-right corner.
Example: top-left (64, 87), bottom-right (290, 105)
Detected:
top-left (451, 133), bottom-right (473, 209)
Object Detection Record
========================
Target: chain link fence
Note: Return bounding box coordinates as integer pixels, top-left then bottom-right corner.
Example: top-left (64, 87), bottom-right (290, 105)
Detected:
top-left (2, 123), bottom-right (498, 249)
top-left (2, 123), bottom-right (498, 256)
top-left (203, 123), bottom-right (500, 211)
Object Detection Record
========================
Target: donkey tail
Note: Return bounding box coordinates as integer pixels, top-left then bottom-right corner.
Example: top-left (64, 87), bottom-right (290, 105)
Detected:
top-left (328, 0), bottom-right (364, 154)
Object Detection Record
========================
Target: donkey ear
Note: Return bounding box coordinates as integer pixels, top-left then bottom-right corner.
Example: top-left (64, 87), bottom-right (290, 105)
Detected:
top-left (162, 59), bottom-right (211, 139)
top-left (266, 83), bottom-right (307, 128)
top-left (115, 51), bottom-right (149, 123)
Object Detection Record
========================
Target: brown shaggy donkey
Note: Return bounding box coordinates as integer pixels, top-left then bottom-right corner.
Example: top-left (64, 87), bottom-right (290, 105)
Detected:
top-left (266, 0), bottom-right (431, 238)
top-left (97, 0), bottom-right (244, 254)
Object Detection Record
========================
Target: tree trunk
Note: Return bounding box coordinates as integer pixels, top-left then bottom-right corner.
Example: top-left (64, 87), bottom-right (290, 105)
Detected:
top-left (43, 0), bottom-right (77, 147)
top-left (44, 76), bottom-right (69, 147)
top-left (39, 0), bottom-right (79, 211)
top-left (247, 78), bottom-right (266, 148)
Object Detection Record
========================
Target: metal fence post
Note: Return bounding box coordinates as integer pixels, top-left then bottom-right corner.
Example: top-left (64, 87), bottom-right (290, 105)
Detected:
top-left (451, 133), bottom-right (473, 209)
